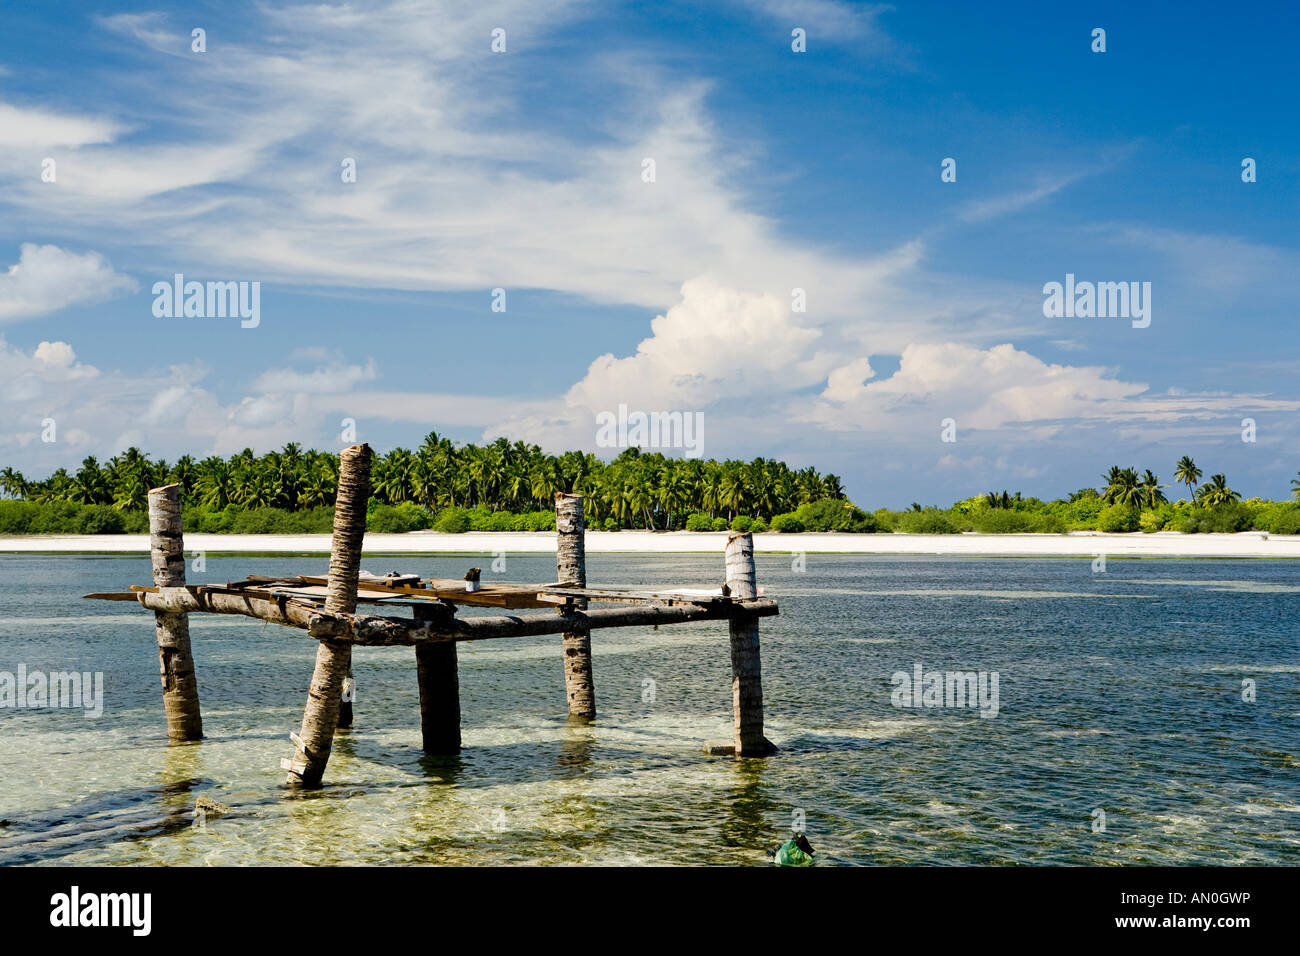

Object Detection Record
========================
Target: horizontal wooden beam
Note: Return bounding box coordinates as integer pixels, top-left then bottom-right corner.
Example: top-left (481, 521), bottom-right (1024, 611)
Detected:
top-left (306, 599), bottom-right (780, 646)
top-left (92, 585), bottom-right (778, 647)
top-left (535, 586), bottom-right (739, 606)
top-left (131, 587), bottom-right (348, 637)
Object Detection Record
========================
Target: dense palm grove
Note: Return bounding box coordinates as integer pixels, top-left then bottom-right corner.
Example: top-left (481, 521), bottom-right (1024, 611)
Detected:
top-left (0, 433), bottom-right (849, 532)
top-left (2, 442), bottom-right (1298, 535)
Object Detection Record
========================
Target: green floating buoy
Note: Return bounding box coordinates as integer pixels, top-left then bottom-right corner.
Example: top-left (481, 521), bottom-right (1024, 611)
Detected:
top-left (771, 832), bottom-right (815, 866)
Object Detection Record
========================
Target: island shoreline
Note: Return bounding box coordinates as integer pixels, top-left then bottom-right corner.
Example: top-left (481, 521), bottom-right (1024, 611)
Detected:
top-left (1, 530), bottom-right (1297, 558)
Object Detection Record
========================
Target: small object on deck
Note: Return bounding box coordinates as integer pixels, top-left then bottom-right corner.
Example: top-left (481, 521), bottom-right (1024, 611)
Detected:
top-left (770, 832), bottom-right (815, 867)
top-left (721, 583), bottom-right (731, 597)
top-left (464, 567), bottom-right (481, 592)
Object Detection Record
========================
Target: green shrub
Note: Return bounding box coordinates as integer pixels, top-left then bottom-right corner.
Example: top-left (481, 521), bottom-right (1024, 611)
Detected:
top-left (0, 500), bottom-right (39, 533)
top-left (1060, 496), bottom-right (1106, 529)
top-left (432, 507), bottom-right (472, 533)
top-left (792, 499), bottom-right (877, 532)
top-left (730, 515), bottom-right (754, 532)
top-left (367, 503), bottom-right (412, 533)
top-left (1097, 504), bottom-right (1139, 533)
top-left (710, 517), bottom-right (729, 531)
top-left (968, 509), bottom-right (1064, 534)
top-left (1251, 502), bottom-right (1300, 535)
top-left (603, 517), bottom-right (620, 531)
top-left (1179, 503), bottom-right (1252, 534)
top-left (769, 513), bottom-right (805, 533)
top-left (685, 513), bottom-right (713, 531)
top-left (79, 506), bottom-right (126, 534)
top-left (1139, 510), bottom-right (1165, 533)
top-left (483, 510), bottom-right (520, 532)
top-left (751, 517), bottom-right (768, 532)
top-left (522, 511), bottom-right (556, 532)
top-left (185, 505), bottom-right (237, 533)
top-left (1030, 512), bottom-right (1066, 533)
top-left (892, 508), bottom-right (957, 534)
top-left (970, 509), bottom-right (1032, 533)
top-left (26, 500), bottom-right (85, 533)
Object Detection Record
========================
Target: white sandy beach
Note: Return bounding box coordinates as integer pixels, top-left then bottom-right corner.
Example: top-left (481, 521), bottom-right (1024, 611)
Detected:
top-left (1, 530), bottom-right (1297, 558)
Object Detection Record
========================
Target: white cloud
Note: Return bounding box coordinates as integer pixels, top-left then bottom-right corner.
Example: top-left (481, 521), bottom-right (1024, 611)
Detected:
top-left (735, 0), bottom-right (893, 43)
top-left (0, 1), bottom-right (904, 323)
top-left (33, 340), bottom-right (78, 368)
top-left (569, 277), bottom-right (825, 410)
top-left (249, 360), bottom-right (377, 395)
top-left (0, 103), bottom-right (124, 148)
top-left (0, 244), bottom-right (136, 322)
top-left (823, 356), bottom-right (875, 403)
top-left (812, 342), bottom-right (1149, 433)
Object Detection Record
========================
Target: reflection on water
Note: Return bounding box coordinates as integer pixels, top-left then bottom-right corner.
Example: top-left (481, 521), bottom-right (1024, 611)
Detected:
top-left (0, 553), bottom-right (1297, 865)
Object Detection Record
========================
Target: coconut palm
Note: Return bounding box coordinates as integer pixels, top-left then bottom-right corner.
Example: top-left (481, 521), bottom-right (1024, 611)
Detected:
top-left (1102, 467), bottom-right (1142, 507)
top-left (1140, 470), bottom-right (1167, 507)
top-left (1196, 474), bottom-right (1240, 507)
top-left (0, 466), bottom-right (28, 499)
top-left (1174, 456), bottom-right (1202, 499)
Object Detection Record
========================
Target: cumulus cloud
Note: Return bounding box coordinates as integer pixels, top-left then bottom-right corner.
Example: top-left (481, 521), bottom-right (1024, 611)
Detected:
top-left (485, 277), bottom-right (835, 451)
top-left (568, 277), bottom-right (826, 410)
top-left (0, 338), bottom-right (388, 464)
top-left (822, 356), bottom-right (875, 403)
top-left (0, 244), bottom-right (136, 322)
top-left (812, 342), bottom-right (1149, 433)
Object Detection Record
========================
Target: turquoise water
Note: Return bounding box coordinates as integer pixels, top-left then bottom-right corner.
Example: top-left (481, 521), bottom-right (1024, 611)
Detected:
top-left (0, 553), bottom-right (1296, 865)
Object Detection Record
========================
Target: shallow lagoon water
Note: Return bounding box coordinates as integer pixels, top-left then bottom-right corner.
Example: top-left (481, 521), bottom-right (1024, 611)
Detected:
top-left (0, 553), bottom-right (1296, 865)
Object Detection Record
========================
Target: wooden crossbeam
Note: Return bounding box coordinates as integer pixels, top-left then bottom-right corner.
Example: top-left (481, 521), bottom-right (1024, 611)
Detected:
top-left (535, 586), bottom-right (739, 606)
top-left (305, 599), bottom-right (782, 646)
top-left (115, 586), bottom-right (777, 646)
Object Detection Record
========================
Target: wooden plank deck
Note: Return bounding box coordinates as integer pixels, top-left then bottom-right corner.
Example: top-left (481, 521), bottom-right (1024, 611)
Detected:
top-left (88, 573), bottom-right (770, 612)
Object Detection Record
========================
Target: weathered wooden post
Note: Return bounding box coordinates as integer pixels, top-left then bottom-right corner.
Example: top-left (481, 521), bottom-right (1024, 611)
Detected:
top-left (555, 492), bottom-right (595, 720)
top-left (285, 443), bottom-right (371, 789)
top-left (415, 605), bottom-right (461, 755)
top-left (147, 484), bottom-right (203, 741)
top-left (725, 531), bottom-right (774, 756)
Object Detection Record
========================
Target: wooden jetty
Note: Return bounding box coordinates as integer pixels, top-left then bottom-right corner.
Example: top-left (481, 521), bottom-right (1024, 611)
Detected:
top-left (85, 444), bottom-right (779, 789)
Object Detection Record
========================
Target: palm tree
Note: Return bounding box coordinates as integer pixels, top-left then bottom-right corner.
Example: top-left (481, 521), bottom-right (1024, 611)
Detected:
top-left (718, 468), bottom-right (745, 521)
top-left (69, 457), bottom-right (110, 504)
top-left (1140, 470), bottom-right (1167, 508)
top-left (197, 458), bottom-right (236, 509)
top-left (1102, 467), bottom-right (1141, 507)
top-left (1174, 456), bottom-right (1202, 499)
top-left (821, 474), bottom-right (845, 500)
top-left (0, 434), bottom-right (860, 526)
top-left (0, 467), bottom-right (28, 499)
top-left (1101, 466), bottom-right (1124, 500)
top-left (1196, 474), bottom-right (1240, 507)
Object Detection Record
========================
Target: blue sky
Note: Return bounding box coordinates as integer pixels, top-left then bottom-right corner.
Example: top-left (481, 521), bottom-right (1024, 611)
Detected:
top-left (1, 0), bottom-right (1296, 505)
